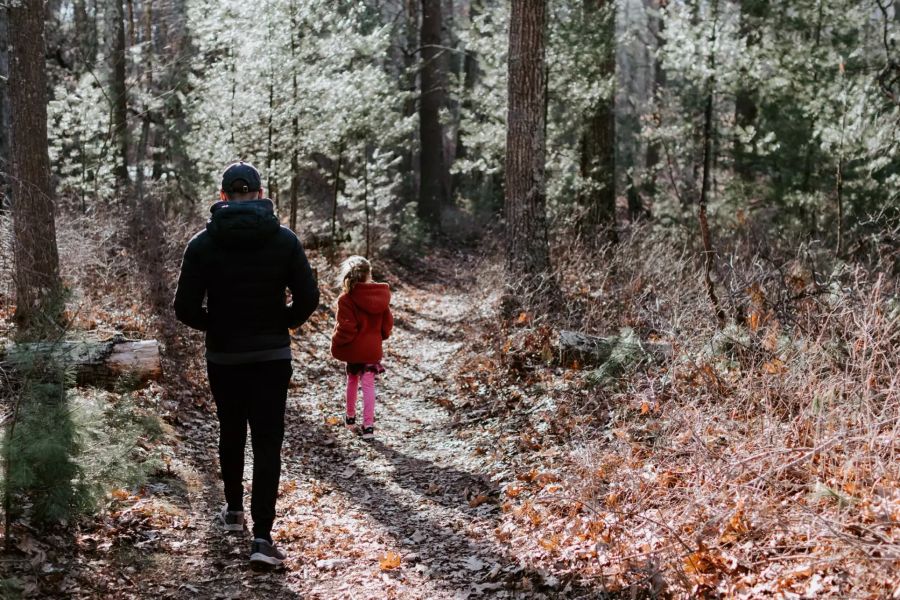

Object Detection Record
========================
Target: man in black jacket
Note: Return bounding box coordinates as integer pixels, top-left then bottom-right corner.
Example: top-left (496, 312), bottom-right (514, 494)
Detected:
top-left (174, 161), bottom-right (319, 567)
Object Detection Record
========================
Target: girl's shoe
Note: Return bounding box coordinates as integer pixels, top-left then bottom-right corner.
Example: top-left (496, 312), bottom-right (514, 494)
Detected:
top-left (345, 415), bottom-right (356, 426)
top-left (361, 426), bottom-right (375, 440)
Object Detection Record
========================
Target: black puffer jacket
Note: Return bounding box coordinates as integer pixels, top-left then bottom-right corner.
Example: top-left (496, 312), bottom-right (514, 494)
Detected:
top-left (173, 199), bottom-right (319, 355)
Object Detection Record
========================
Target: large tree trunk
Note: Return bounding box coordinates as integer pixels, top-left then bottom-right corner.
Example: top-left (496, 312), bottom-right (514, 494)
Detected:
top-left (578, 0), bottom-right (617, 236)
top-left (108, 0), bottom-right (130, 194)
top-left (418, 0), bottom-right (449, 229)
top-left (505, 0), bottom-right (553, 297)
top-left (8, 0), bottom-right (63, 333)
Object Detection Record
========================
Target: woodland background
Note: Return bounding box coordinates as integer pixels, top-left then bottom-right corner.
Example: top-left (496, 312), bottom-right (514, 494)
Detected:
top-left (0, 0), bottom-right (899, 598)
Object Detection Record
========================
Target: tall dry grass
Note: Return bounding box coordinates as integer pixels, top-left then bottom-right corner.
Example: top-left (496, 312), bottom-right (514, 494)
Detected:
top-left (550, 224), bottom-right (900, 596)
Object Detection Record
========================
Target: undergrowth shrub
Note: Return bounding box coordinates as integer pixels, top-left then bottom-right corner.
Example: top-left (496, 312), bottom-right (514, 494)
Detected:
top-left (1, 356), bottom-right (164, 528)
top-left (1, 357), bottom-right (88, 525)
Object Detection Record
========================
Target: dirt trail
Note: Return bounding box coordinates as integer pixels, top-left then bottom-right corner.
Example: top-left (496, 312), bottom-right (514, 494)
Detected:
top-left (83, 255), bottom-right (603, 599)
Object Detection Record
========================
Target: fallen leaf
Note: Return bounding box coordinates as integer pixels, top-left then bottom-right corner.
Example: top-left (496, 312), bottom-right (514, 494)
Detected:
top-left (379, 551), bottom-right (401, 571)
top-left (539, 535), bottom-right (560, 552)
top-left (468, 494), bottom-right (492, 508)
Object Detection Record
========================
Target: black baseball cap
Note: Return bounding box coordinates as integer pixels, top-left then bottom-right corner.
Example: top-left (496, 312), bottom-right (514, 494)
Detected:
top-left (221, 161), bottom-right (262, 194)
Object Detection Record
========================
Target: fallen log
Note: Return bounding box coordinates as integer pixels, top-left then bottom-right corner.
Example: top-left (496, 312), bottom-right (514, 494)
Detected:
top-left (1, 335), bottom-right (161, 388)
top-left (558, 329), bottom-right (673, 368)
top-left (558, 330), bottom-right (615, 367)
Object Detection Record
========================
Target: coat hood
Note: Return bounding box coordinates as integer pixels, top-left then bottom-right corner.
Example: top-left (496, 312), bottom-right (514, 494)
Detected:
top-left (206, 199), bottom-right (280, 249)
top-left (349, 282), bottom-right (391, 314)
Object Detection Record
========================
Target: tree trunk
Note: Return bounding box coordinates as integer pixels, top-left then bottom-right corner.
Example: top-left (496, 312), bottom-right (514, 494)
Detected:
top-left (108, 0), bottom-right (130, 194)
top-left (0, 10), bottom-right (10, 211)
top-left (698, 0), bottom-right (725, 326)
top-left (8, 0), bottom-right (63, 333)
top-left (289, 0), bottom-right (299, 232)
top-left (401, 0), bottom-right (419, 207)
top-left (419, 0), bottom-right (449, 229)
top-left (505, 0), bottom-right (553, 297)
top-left (836, 60), bottom-right (847, 256)
top-left (330, 143), bottom-right (344, 252)
top-left (266, 79), bottom-right (279, 211)
top-left (800, 0), bottom-right (825, 237)
top-left (73, 0), bottom-right (98, 67)
top-left (442, 0), bottom-right (460, 199)
top-left (578, 0), bottom-right (617, 236)
top-left (363, 142), bottom-right (370, 259)
top-left (265, 10), bottom-right (279, 212)
top-left (642, 0), bottom-right (666, 206)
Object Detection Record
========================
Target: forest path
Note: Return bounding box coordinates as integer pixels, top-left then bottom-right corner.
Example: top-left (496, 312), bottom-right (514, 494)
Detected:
top-left (133, 252), bottom-right (599, 600)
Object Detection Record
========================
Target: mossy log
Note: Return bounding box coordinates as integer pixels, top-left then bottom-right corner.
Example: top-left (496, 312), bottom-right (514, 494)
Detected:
top-left (558, 329), bottom-right (673, 368)
top-left (1, 335), bottom-right (161, 388)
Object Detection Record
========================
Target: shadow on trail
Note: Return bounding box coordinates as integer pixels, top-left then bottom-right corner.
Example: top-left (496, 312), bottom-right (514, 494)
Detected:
top-left (195, 467), bottom-right (303, 600)
top-left (133, 412), bottom-right (303, 600)
top-left (368, 439), bottom-right (498, 510)
top-left (391, 311), bottom-right (469, 344)
top-left (285, 412), bottom-right (612, 599)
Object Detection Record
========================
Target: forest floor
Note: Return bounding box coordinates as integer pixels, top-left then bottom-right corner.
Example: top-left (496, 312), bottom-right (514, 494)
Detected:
top-left (3, 224), bottom-right (898, 599)
top-left (6, 249), bottom-right (605, 599)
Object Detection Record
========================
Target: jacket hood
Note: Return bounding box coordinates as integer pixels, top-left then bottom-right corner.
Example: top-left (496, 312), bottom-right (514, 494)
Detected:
top-left (349, 282), bottom-right (391, 314)
top-left (206, 199), bottom-right (280, 249)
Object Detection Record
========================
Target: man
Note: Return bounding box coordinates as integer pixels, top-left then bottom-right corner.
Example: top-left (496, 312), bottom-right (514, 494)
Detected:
top-left (174, 161), bottom-right (319, 567)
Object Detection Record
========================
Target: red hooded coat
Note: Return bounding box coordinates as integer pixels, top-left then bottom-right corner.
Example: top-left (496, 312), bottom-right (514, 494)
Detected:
top-left (331, 282), bottom-right (393, 363)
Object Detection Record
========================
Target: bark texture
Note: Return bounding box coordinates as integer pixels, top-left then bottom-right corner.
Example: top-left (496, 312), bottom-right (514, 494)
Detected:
top-left (505, 0), bottom-right (552, 292)
top-left (418, 0), bottom-right (449, 228)
top-left (8, 0), bottom-right (63, 331)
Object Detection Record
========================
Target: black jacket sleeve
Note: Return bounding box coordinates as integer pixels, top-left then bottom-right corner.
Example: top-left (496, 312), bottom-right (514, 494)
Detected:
top-left (173, 237), bottom-right (209, 331)
top-left (284, 238), bottom-right (320, 329)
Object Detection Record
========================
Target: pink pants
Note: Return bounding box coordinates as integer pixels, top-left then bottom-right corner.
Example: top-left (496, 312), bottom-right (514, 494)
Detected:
top-left (346, 371), bottom-right (376, 427)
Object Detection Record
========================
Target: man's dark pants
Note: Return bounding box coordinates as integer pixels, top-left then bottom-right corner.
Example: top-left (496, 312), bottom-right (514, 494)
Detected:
top-left (207, 359), bottom-right (292, 541)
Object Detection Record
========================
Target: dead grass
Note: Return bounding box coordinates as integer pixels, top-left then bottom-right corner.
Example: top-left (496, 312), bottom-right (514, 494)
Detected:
top-left (464, 223), bottom-right (900, 597)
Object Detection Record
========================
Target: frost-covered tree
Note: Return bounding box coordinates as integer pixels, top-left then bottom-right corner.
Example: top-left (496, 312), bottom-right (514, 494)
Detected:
top-left (649, 0), bottom-right (899, 248)
top-left (186, 0), bottom-right (411, 247)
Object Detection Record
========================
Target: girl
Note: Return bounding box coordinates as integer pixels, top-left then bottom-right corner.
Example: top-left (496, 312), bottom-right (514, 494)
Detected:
top-left (331, 256), bottom-right (393, 440)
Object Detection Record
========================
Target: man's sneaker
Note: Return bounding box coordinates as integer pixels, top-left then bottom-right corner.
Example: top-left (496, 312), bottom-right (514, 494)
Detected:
top-left (361, 426), bottom-right (375, 441)
top-left (345, 415), bottom-right (356, 426)
top-left (249, 538), bottom-right (286, 567)
top-left (216, 505), bottom-right (245, 532)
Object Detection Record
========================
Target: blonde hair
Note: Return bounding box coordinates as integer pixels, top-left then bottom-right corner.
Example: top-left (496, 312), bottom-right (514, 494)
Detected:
top-left (337, 256), bottom-right (371, 294)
